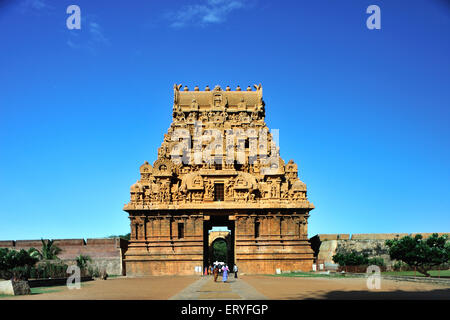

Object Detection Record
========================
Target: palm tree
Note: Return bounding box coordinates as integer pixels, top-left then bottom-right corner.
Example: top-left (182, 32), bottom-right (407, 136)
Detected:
top-left (37, 239), bottom-right (62, 260)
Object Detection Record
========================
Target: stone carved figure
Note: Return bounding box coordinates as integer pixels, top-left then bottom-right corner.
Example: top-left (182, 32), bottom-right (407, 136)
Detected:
top-left (191, 99), bottom-right (199, 111)
top-left (237, 98), bottom-right (246, 111)
top-left (205, 180), bottom-right (214, 198)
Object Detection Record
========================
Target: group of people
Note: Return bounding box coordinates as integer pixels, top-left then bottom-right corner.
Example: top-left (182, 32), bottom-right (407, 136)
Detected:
top-left (204, 264), bottom-right (238, 282)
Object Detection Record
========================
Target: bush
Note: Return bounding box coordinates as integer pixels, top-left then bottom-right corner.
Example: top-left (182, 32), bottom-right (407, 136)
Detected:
top-left (332, 252), bottom-right (369, 266)
top-left (108, 233), bottom-right (130, 240)
top-left (88, 265), bottom-right (100, 278)
top-left (0, 248), bottom-right (39, 280)
top-left (392, 260), bottom-right (409, 271)
top-left (368, 257), bottom-right (385, 267)
top-left (31, 261), bottom-right (69, 279)
top-left (10, 265), bottom-right (34, 280)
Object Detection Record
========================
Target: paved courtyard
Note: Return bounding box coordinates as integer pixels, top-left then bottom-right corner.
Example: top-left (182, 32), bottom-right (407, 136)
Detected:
top-left (1, 275), bottom-right (449, 300)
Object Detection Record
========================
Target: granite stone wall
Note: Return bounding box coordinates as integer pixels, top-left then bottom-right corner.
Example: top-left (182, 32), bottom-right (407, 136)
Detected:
top-left (309, 233), bottom-right (449, 270)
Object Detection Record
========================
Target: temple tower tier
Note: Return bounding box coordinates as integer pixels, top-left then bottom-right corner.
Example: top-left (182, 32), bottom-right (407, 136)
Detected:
top-left (123, 84), bottom-right (315, 275)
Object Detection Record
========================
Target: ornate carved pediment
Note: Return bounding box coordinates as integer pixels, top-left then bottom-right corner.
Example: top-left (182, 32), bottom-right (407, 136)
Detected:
top-left (285, 159), bottom-right (298, 182)
top-left (285, 159), bottom-right (297, 172)
top-left (153, 159), bottom-right (174, 177)
top-left (183, 173), bottom-right (204, 190)
top-left (233, 172), bottom-right (257, 190)
top-left (212, 92), bottom-right (227, 111)
top-left (140, 161), bottom-right (152, 173)
top-left (261, 157), bottom-right (285, 176)
top-left (140, 161), bottom-right (153, 181)
top-left (291, 179), bottom-right (306, 192)
top-left (130, 180), bottom-right (143, 193)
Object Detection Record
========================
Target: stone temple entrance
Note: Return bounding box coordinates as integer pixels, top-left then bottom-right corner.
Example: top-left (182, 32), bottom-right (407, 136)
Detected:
top-left (204, 215), bottom-right (235, 268)
top-left (123, 84), bottom-right (315, 275)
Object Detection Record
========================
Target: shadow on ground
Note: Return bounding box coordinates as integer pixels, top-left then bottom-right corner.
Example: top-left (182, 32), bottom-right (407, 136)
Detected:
top-left (291, 288), bottom-right (450, 300)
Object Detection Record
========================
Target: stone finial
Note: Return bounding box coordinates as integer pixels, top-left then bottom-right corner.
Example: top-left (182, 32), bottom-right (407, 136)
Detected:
top-left (247, 86), bottom-right (252, 91)
top-left (214, 85), bottom-right (221, 91)
top-left (236, 85), bottom-right (241, 91)
top-left (226, 86), bottom-right (231, 91)
top-left (184, 86), bottom-right (189, 91)
top-left (194, 85), bottom-right (199, 91)
top-left (205, 85), bottom-right (210, 91)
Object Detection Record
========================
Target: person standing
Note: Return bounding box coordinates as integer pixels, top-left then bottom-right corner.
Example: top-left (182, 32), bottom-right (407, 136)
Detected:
top-left (213, 266), bottom-right (219, 282)
top-left (222, 265), bottom-right (229, 283)
top-left (233, 264), bottom-right (238, 278)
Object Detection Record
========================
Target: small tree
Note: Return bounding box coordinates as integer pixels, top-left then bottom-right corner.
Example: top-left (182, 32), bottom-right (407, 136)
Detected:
top-left (76, 255), bottom-right (92, 270)
top-left (212, 240), bottom-right (228, 264)
top-left (385, 233), bottom-right (450, 277)
top-left (38, 239), bottom-right (62, 260)
top-left (332, 252), bottom-right (369, 266)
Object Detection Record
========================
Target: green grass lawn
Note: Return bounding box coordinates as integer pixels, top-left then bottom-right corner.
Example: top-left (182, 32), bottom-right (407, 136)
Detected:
top-left (30, 285), bottom-right (66, 295)
top-left (0, 285), bottom-right (67, 298)
top-left (0, 281), bottom-right (93, 298)
top-left (270, 272), bottom-right (358, 278)
top-left (382, 270), bottom-right (450, 277)
top-left (271, 269), bottom-right (450, 278)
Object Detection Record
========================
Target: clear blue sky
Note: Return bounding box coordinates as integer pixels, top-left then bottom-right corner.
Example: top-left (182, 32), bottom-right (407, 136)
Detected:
top-left (0, 0), bottom-right (449, 240)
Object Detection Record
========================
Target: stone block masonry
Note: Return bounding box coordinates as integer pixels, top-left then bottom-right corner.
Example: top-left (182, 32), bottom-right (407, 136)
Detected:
top-left (0, 238), bottom-right (128, 276)
top-left (309, 233), bottom-right (450, 269)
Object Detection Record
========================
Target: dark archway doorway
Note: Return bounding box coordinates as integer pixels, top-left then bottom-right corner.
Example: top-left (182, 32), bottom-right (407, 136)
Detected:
top-left (203, 215), bottom-right (235, 269)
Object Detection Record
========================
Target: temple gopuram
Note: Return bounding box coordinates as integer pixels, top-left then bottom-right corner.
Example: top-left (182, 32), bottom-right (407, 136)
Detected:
top-left (123, 84), bottom-right (315, 275)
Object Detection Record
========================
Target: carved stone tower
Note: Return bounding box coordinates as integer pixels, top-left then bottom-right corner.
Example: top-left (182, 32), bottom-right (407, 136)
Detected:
top-left (123, 84), bottom-right (315, 275)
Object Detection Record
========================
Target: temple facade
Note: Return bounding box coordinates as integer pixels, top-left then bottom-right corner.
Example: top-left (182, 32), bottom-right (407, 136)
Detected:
top-left (123, 84), bottom-right (315, 275)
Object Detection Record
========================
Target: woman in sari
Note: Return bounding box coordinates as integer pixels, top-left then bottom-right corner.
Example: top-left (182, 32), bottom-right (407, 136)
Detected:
top-left (222, 265), bottom-right (229, 283)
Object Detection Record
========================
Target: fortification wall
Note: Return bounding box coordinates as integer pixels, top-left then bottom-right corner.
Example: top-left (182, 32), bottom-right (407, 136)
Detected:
top-left (0, 238), bottom-right (128, 276)
top-left (309, 233), bottom-right (449, 270)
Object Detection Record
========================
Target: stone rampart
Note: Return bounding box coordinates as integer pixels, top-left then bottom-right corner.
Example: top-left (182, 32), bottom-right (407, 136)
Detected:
top-left (309, 233), bottom-right (449, 270)
top-left (0, 238), bottom-right (128, 276)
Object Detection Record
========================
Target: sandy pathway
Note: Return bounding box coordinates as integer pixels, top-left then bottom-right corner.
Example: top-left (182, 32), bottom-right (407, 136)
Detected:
top-left (2, 275), bottom-right (449, 300)
top-left (2, 276), bottom-right (199, 300)
top-left (170, 276), bottom-right (266, 300)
